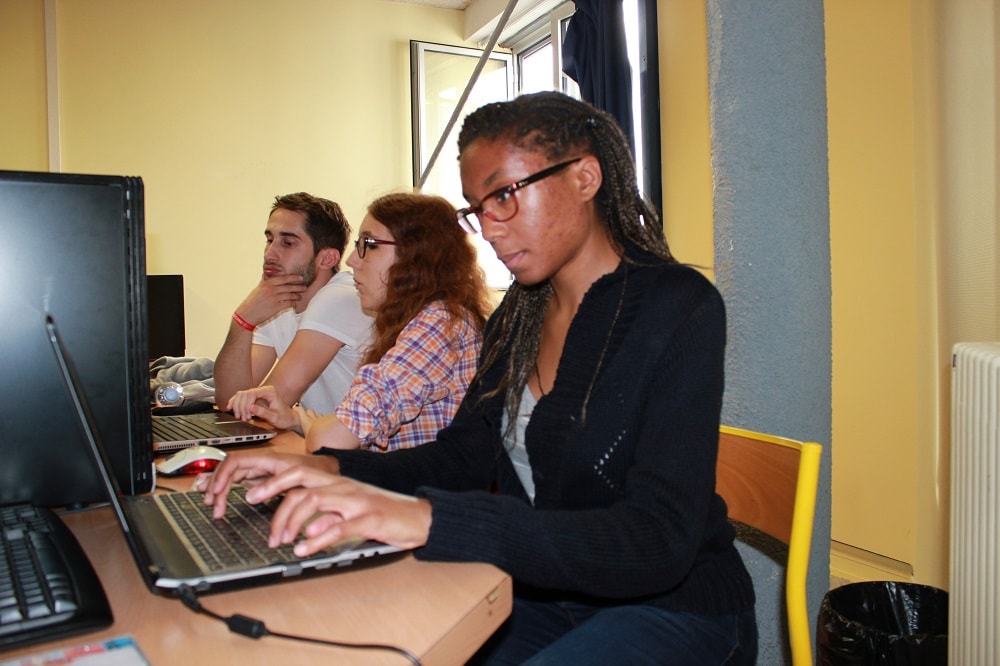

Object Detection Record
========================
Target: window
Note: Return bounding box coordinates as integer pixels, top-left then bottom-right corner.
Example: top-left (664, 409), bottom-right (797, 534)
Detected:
top-left (411, 0), bottom-right (660, 287)
top-left (410, 41), bottom-right (513, 195)
top-left (410, 41), bottom-right (514, 288)
top-left (625, 0), bottom-right (662, 215)
top-left (516, 39), bottom-right (554, 94)
top-left (510, 2), bottom-right (579, 98)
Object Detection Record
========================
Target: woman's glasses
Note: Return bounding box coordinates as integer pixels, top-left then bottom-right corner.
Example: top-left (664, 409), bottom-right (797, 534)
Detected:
top-left (456, 157), bottom-right (582, 233)
top-left (354, 236), bottom-right (398, 259)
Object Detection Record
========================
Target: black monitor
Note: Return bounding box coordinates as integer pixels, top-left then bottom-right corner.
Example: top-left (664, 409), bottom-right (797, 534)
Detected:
top-left (0, 170), bottom-right (153, 507)
top-left (147, 274), bottom-right (186, 359)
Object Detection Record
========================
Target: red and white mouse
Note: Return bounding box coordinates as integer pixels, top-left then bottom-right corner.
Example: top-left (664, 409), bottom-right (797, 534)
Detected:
top-left (156, 445), bottom-right (227, 476)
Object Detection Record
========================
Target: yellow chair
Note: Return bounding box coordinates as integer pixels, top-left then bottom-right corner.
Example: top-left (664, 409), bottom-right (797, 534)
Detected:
top-left (716, 426), bottom-right (823, 666)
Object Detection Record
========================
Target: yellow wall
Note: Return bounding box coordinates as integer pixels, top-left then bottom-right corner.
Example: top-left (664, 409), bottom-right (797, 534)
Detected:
top-left (2, 0), bottom-right (468, 359)
top-left (825, 0), bottom-right (936, 583)
top-left (658, 0), bottom-right (947, 587)
top-left (659, 1), bottom-right (713, 279)
top-left (0, 0), bottom-right (48, 170)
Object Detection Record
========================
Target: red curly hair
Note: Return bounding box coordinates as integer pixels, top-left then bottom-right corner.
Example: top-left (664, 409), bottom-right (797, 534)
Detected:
top-left (362, 192), bottom-right (492, 365)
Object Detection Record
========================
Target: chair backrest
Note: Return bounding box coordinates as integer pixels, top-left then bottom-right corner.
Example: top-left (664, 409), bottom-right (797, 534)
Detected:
top-left (717, 425), bottom-right (823, 666)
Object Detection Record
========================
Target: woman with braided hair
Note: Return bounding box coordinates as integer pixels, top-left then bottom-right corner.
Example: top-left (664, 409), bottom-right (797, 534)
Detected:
top-left (201, 91), bottom-right (757, 665)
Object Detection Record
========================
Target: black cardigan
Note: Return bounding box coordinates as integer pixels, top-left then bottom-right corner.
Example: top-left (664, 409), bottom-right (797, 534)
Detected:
top-left (327, 255), bottom-right (755, 615)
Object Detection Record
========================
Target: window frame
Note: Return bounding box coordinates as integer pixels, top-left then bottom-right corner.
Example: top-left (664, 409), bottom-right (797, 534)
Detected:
top-left (409, 40), bottom-right (514, 189)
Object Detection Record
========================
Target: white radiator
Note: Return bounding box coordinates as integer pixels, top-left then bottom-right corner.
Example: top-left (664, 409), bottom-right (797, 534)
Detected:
top-left (950, 342), bottom-right (1000, 665)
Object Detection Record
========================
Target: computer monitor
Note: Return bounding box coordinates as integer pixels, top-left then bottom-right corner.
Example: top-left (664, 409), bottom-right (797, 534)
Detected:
top-left (0, 170), bottom-right (153, 507)
top-left (147, 274), bottom-right (186, 359)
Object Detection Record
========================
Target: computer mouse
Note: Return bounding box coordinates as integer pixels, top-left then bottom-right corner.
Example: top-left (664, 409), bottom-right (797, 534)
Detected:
top-left (156, 445), bottom-right (227, 476)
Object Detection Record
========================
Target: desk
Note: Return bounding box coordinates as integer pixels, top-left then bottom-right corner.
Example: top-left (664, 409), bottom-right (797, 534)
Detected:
top-left (1, 434), bottom-right (512, 665)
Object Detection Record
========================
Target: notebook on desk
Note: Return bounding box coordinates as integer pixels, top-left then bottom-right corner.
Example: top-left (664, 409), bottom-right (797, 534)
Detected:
top-left (47, 315), bottom-right (403, 596)
top-left (151, 412), bottom-right (275, 453)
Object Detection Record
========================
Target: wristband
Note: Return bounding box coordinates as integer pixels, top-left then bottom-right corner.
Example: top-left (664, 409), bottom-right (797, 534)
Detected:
top-left (232, 311), bottom-right (256, 332)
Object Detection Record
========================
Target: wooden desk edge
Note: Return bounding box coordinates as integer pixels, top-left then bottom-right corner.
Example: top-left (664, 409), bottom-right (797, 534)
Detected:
top-left (423, 575), bottom-right (513, 665)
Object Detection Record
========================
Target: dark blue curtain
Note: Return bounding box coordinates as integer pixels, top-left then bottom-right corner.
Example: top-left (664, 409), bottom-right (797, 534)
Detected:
top-left (561, 0), bottom-right (634, 154)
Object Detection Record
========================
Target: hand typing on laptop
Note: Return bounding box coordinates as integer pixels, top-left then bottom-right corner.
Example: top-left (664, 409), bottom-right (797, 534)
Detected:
top-left (196, 450), bottom-right (431, 556)
top-left (227, 385), bottom-right (303, 432)
top-left (226, 384), bottom-right (320, 436)
top-left (195, 450), bottom-right (333, 516)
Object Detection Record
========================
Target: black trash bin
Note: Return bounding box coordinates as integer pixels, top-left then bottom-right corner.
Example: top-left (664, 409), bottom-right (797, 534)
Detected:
top-left (816, 581), bottom-right (948, 665)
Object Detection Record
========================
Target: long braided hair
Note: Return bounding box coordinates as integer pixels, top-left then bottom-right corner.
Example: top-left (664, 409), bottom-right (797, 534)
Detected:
top-left (458, 91), bottom-right (676, 421)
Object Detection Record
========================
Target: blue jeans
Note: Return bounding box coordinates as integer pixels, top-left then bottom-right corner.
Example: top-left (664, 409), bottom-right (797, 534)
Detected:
top-left (470, 598), bottom-right (758, 665)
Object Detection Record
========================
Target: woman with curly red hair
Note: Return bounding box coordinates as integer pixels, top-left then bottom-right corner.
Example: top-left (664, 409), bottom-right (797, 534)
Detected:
top-left (227, 191), bottom-right (492, 452)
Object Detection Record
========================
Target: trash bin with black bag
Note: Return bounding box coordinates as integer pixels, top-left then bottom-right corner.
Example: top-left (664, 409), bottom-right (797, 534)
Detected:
top-left (816, 581), bottom-right (948, 665)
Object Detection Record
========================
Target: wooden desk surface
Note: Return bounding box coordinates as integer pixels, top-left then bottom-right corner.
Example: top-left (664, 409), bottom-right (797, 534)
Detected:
top-left (1, 433), bottom-right (512, 665)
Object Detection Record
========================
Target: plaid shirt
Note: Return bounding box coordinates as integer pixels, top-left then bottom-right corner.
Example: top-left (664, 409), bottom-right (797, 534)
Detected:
top-left (335, 301), bottom-right (481, 452)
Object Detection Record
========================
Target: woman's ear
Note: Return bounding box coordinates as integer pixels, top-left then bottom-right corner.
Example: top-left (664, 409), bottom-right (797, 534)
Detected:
top-left (575, 155), bottom-right (603, 202)
top-left (316, 247), bottom-right (341, 271)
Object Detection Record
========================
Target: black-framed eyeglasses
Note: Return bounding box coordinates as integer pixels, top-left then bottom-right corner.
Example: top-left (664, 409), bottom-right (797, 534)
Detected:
top-left (456, 157), bottom-right (583, 233)
top-left (354, 236), bottom-right (398, 259)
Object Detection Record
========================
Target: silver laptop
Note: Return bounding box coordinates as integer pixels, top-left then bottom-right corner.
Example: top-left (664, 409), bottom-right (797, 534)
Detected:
top-left (151, 412), bottom-right (275, 453)
top-left (46, 315), bottom-right (403, 595)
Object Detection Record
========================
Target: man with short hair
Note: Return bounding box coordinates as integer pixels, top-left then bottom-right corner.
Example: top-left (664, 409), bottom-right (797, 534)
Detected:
top-left (213, 192), bottom-right (372, 414)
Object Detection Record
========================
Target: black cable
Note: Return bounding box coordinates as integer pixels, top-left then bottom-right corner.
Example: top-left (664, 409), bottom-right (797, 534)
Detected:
top-left (178, 585), bottom-right (421, 665)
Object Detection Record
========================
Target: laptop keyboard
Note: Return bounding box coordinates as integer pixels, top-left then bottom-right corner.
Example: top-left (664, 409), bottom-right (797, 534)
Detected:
top-left (152, 415), bottom-right (226, 442)
top-left (158, 487), bottom-right (299, 572)
top-left (0, 504), bottom-right (112, 649)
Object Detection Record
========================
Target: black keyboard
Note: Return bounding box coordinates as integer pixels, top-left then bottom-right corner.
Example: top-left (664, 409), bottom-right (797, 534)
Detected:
top-left (0, 504), bottom-right (112, 650)
top-left (158, 487), bottom-right (299, 572)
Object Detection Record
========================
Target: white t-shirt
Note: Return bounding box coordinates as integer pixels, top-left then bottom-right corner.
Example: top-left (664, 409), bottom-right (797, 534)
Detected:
top-left (253, 271), bottom-right (372, 413)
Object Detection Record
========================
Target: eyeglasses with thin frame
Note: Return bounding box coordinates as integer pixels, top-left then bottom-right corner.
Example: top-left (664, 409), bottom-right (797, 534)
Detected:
top-left (456, 157), bottom-right (583, 233)
top-left (354, 236), bottom-right (398, 259)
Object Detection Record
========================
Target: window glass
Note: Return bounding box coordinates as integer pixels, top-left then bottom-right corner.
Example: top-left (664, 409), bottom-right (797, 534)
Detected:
top-left (511, 3), bottom-right (579, 99)
top-left (518, 40), bottom-right (554, 94)
top-left (410, 41), bottom-right (514, 288)
top-left (623, 0), bottom-right (645, 199)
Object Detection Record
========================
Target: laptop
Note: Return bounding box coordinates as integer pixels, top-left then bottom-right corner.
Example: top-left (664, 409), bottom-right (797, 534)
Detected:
top-left (151, 412), bottom-right (276, 453)
top-left (46, 315), bottom-right (403, 595)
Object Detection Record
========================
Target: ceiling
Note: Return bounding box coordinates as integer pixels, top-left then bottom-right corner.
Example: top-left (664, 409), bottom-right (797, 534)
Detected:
top-left (377, 0), bottom-right (563, 44)
top-left (376, 0), bottom-right (474, 10)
